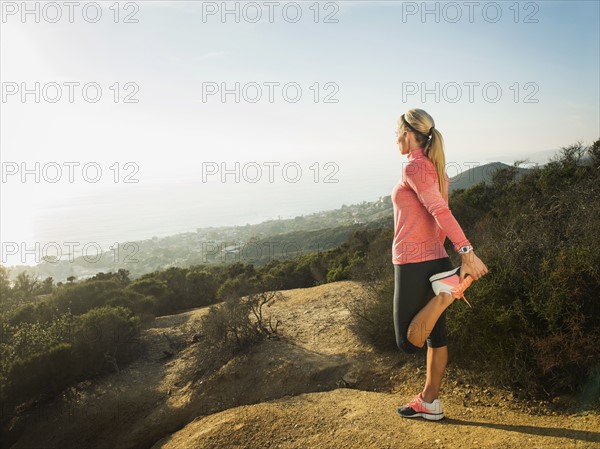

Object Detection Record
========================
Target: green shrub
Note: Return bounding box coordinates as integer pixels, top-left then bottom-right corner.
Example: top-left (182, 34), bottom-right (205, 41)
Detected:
top-left (260, 257), bottom-right (318, 290)
top-left (326, 251), bottom-right (363, 283)
top-left (344, 228), bottom-right (393, 283)
top-left (347, 276), bottom-right (396, 351)
top-left (1, 312), bottom-right (76, 403)
top-left (1, 306), bottom-right (141, 408)
top-left (3, 342), bottom-right (73, 403)
top-left (71, 305), bottom-right (141, 377)
top-left (129, 266), bottom-right (223, 314)
top-left (6, 300), bottom-right (57, 326)
top-left (51, 280), bottom-right (123, 316)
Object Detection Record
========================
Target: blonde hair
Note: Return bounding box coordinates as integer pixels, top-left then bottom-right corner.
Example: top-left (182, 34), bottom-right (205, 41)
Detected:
top-left (399, 109), bottom-right (447, 198)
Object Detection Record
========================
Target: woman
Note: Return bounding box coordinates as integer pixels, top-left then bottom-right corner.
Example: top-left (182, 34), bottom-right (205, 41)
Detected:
top-left (391, 108), bottom-right (488, 421)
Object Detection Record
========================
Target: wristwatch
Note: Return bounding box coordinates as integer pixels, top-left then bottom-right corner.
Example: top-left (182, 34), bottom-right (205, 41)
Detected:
top-left (458, 245), bottom-right (473, 255)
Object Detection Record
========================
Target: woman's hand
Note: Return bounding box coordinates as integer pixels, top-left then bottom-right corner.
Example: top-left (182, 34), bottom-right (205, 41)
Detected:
top-left (459, 251), bottom-right (489, 281)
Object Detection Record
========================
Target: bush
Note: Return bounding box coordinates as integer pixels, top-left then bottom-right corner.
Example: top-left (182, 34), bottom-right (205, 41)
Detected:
top-left (260, 256), bottom-right (321, 290)
top-left (346, 276), bottom-right (396, 351)
top-left (325, 251), bottom-right (363, 283)
top-left (3, 342), bottom-right (74, 404)
top-left (347, 227), bottom-right (393, 283)
top-left (6, 300), bottom-right (57, 326)
top-left (128, 266), bottom-right (225, 314)
top-left (1, 306), bottom-right (142, 408)
top-left (51, 280), bottom-right (123, 316)
top-left (216, 276), bottom-right (256, 302)
top-left (71, 305), bottom-right (141, 377)
top-left (0, 312), bottom-right (77, 404)
top-left (201, 289), bottom-right (282, 354)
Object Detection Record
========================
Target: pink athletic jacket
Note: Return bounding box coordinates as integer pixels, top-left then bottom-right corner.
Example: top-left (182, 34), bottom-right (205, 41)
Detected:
top-left (391, 147), bottom-right (471, 265)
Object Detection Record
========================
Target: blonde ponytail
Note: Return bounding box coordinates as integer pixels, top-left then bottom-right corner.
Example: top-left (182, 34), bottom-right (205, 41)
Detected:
top-left (424, 128), bottom-right (447, 199)
top-left (400, 109), bottom-right (447, 198)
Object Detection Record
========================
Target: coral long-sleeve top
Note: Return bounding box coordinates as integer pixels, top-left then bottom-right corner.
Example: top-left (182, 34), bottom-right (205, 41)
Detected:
top-left (391, 147), bottom-right (471, 265)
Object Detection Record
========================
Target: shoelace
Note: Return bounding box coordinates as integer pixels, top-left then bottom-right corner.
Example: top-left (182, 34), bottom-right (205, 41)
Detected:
top-left (406, 394), bottom-right (423, 409)
top-left (451, 277), bottom-right (473, 308)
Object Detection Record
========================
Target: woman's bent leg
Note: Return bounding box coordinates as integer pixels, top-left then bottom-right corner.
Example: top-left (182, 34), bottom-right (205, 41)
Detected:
top-left (406, 292), bottom-right (454, 349)
top-left (393, 258), bottom-right (453, 353)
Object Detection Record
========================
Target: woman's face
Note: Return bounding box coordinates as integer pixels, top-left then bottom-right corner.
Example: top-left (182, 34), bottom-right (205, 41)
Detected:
top-left (396, 125), bottom-right (410, 155)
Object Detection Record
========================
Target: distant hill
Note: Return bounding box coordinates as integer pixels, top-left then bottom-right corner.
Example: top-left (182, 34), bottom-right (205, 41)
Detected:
top-left (449, 162), bottom-right (530, 192)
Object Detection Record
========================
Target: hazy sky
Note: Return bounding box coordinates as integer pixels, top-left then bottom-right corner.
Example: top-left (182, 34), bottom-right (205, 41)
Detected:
top-left (1, 1), bottom-right (599, 265)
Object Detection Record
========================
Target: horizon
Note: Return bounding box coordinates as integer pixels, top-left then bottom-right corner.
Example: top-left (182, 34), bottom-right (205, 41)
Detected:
top-left (1, 150), bottom-right (585, 270)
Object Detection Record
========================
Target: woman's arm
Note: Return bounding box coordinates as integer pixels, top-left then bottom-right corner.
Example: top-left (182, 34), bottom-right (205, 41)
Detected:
top-left (406, 159), bottom-right (489, 281)
top-left (460, 250), bottom-right (489, 281)
top-left (405, 160), bottom-right (471, 252)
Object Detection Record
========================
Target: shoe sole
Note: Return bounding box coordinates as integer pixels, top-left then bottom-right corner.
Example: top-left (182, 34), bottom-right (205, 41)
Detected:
top-left (429, 267), bottom-right (461, 283)
top-left (396, 409), bottom-right (445, 421)
top-left (430, 268), bottom-right (473, 307)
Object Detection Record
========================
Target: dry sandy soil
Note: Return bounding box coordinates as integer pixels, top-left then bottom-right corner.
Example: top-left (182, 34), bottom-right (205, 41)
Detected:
top-left (4, 280), bottom-right (600, 449)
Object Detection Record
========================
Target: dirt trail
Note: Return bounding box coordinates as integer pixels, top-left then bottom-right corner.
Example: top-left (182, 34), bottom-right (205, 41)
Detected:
top-left (151, 388), bottom-right (599, 449)
top-left (5, 280), bottom-right (600, 449)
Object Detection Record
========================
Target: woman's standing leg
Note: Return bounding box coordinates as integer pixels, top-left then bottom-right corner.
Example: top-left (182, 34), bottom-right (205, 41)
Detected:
top-left (393, 263), bottom-right (430, 354)
top-left (422, 346), bottom-right (448, 403)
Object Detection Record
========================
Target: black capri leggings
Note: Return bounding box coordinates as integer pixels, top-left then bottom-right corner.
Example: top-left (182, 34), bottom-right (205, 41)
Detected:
top-left (393, 257), bottom-right (454, 354)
